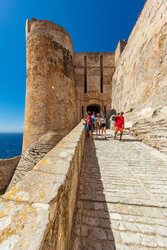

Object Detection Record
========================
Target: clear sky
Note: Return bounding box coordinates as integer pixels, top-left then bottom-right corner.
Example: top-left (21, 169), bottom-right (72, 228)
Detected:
top-left (0, 0), bottom-right (145, 132)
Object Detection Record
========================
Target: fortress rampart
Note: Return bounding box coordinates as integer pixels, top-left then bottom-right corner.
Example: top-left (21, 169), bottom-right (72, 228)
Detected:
top-left (0, 122), bottom-right (85, 249)
top-left (113, 0), bottom-right (167, 113)
top-left (23, 19), bottom-right (77, 151)
top-left (112, 0), bottom-right (167, 153)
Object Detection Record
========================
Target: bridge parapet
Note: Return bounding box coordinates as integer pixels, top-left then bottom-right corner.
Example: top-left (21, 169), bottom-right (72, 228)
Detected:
top-left (0, 121), bottom-right (85, 249)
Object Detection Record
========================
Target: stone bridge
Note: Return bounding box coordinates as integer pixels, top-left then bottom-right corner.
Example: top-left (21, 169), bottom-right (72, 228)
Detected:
top-left (0, 122), bottom-right (167, 249)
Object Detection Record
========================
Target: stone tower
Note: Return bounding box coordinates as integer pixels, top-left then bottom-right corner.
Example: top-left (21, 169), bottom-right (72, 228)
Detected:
top-left (23, 18), bottom-right (77, 150)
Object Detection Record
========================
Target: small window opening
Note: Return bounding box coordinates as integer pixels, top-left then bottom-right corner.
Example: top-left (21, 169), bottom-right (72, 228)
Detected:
top-left (82, 106), bottom-right (84, 117)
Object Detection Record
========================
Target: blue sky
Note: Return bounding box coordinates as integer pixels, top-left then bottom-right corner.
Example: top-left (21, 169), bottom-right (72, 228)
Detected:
top-left (0, 0), bottom-right (145, 132)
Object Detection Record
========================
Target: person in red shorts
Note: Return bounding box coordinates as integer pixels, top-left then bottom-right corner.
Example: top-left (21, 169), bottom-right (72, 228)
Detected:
top-left (114, 112), bottom-right (124, 141)
top-left (86, 111), bottom-right (92, 139)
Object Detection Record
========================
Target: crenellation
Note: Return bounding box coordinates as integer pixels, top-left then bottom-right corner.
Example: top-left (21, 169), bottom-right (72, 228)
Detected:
top-left (115, 40), bottom-right (127, 67)
top-left (25, 18), bottom-right (31, 39)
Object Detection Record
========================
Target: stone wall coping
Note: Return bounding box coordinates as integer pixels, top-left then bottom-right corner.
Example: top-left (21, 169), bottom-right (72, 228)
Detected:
top-left (0, 121), bottom-right (85, 249)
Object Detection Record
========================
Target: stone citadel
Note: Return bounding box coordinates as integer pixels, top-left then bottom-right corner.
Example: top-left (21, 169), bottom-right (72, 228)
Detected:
top-left (0, 0), bottom-right (167, 249)
top-left (23, 0), bottom-right (167, 155)
top-left (23, 18), bottom-right (115, 151)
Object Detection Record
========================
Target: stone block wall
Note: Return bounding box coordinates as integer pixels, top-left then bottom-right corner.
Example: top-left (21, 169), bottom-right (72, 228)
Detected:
top-left (74, 52), bottom-right (115, 122)
top-left (0, 156), bottom-right (20, 194)
top-left (0, 121), bottom-right (85, 249)
top-left (23, 19), bottom-right (77, 151)
top-left (112, 0), bottom-right (167, 154)
top-left (74, 52), bottom-right (115, 94)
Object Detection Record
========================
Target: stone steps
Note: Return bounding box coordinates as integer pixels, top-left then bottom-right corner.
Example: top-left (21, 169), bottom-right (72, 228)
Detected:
top-left (70, 131), bottom-right (167, 249)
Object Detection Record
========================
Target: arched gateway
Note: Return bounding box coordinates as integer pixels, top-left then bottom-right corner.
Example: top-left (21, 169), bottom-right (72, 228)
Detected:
top-left (87, 105), bottom-right (100, 115)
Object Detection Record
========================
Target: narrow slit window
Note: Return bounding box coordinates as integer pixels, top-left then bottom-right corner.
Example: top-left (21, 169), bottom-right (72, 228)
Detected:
top-left (82, 105), bottom-right (84, 117)
top-left (100, 55), bottom-right (103, 93)
top-left (84, 56), bottom-right (87, 93)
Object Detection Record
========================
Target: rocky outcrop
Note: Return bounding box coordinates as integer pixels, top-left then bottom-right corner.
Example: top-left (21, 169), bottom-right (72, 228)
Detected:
top-left (0, 156), bottom-right (20, 194)
top-left (8, 131), bottom-right (64, 190)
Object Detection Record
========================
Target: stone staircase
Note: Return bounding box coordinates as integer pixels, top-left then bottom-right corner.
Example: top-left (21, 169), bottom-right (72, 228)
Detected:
top-left (71, 130), bottom-right (167, 249)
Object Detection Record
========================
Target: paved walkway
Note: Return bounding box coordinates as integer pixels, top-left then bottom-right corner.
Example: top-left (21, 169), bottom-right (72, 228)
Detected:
top-left (70, 130), bottom-right (167, 249)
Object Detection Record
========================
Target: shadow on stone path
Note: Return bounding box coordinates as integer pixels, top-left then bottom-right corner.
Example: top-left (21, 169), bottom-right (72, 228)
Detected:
top-left (71, 130), bottom-right (167, 249)
top-left (70, 137), bottom-right (116, 250)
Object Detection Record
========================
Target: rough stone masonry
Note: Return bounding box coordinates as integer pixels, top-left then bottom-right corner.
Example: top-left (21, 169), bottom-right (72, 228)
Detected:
top-left (112, 0), bottom-right (167, 154)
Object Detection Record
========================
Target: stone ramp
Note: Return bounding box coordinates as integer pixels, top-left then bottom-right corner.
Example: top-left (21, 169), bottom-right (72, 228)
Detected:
top-left (71, 130), bottom-right (167, 249)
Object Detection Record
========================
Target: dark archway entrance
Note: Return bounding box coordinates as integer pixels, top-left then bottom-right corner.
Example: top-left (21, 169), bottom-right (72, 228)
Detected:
top-left (87, 105), bottom-right (100, 115)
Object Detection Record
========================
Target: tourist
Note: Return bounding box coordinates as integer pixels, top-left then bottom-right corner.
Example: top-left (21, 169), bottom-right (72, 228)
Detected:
top-left (101, 115), bottom-right (106, 137)
top-left (94, 114), bottom-right (99, 135)
top-left (96, 113), bottom-right (101, 136)
top-left (91, 112), bottom-right (95, 130)
top-left (100, 111), bottom-right (104, 117)
top-left (86, 111), bottom-right (92, 139)
top-left (114, 112), bottom-right (124, 141)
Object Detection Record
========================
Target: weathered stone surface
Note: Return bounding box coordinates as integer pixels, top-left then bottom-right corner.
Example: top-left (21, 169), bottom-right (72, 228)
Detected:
top-left (0, 121), bottom-right (85, 250)
top-left (8, 131), bottom-right (64, 190)
top-left (0, 156), bottom-right (20, 194)
top-left (0, 199), bottom-right (49, 250)
top-left (130, 114), bottom-right (167, 155)
top-left (115, 40), bottom-right (127, 67)
top-left (23, 18), bottom-right (77, 151)
top-left (4, 170), bottom-right (66, 203)
top-left (112, 0), bottom-right (167, 153)
top-left (113, 0), bottom-right (167, 112)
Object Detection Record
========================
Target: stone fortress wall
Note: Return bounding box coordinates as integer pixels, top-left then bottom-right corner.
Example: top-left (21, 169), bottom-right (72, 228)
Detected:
top-left (74, 52), bottom-right (115, 123)
top-left (0, 122), bottom-right (86, 249)
top-left (112, 0), bottom-right (167, 154)
top-left (23, 19), bottom-right (77, 151)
